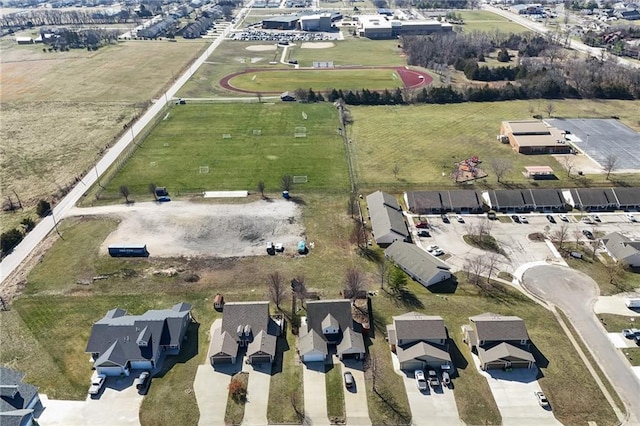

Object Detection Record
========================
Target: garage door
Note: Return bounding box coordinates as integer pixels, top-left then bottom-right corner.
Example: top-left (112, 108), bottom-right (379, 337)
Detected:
top-left (303, 353), bottom-right (324, 362)
top-left (98, 366), bottom-right (126, 376)
top-left (401, 360), bottom-right (423, 372)
top-left (211, 356), bottom-right (233, 365)
top-left (485, 361), bottom-right (506, 370)
top-left (131, 361), bottom-right (153, 370)
top-left (510, 361), bottom-right (531, 368)
top-left (251, 355), bottom-right (272, 364)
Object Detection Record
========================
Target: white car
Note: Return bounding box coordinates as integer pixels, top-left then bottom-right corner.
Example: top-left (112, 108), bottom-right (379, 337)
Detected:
top-left (456, 214), bottom-right (464, 223)
top-left (415, 370), bottom-right (427, 391)
top-left (519, 216), bottom-right (528, 224)
top-left (534, 391), bottom-right (549, 407)
top-left (559, 214), bottom-right (569, 222)
top-left (627, 213), bottom-right (637, 222)
top-left (432, 248), bottom-right (445, 256)
top-left (591, 214), bottom-right (601, 222)
top-left (89, 373), bottom-right (106, 395)
top-left (426, 245), bottom-right (439, 252)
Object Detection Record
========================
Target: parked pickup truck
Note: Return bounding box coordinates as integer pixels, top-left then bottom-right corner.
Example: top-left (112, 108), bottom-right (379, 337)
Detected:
top-left (427, 370), bottom-right (439, 388)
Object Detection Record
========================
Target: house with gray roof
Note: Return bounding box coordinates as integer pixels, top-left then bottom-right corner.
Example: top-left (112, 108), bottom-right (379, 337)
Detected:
top-left (299, 299), bottom-right (365, 362)
top-left (0, 368), bottom-right (41, 426)
top-left (568, 188), bottom-right (618, 211)
top-left (384, 241), bottom-right (451, 288)
top-left (386, 312), bottom-right (451, 371)
top-left (612, 187), bottom-right (640, 210)
top-left (462, 313), bottom-right (535, 370)
top-left (602, 232), bottom-right (640, 267)
top-left (85, 302), bottom-right (193, 376)
top-left (487, 189), bottom-right (534, 212)
top-left (405, 190), bottom-right (483, 214)
top-left (366, 191), bottom-right (409, 247)
top-left (209, 301), bottom-right (281, 366)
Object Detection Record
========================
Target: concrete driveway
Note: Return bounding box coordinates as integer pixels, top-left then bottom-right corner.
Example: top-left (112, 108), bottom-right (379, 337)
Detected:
top-left (472, 355), bottom-right (561, 426)
top-left (303, 361), bottom-right (330, 425)
top-left (337, 357), bottom-right (371, 425)
top-left (523, 265), bottom-right (640, 424)
top-left (242, 362), bottom-right (272, 426)
top-left (38, 375), bottom-right (143, 426)
top-left (391, 354), bottom-right (461, 426)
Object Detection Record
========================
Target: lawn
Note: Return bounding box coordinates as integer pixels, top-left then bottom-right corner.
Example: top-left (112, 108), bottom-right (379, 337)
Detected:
top-left (348, 100), bottom-right (640, 192)
top-left (99, 102), bottom-right (349, 198)
top-left (597, 314), bottom-right (640, 333)
top-left (288, 38), bottom-right (406, 67)
top-left (227, 68), bottom-right (403, 93)
top-left (325, 361), bottom-right (346, 422)
top-left (225, 372), bottom-right (248, 425)
top-left (454, 10), bottom-right (531, 34)
top-left (565, 255), bottom-right (640, 296)
top-left (267, 329), bottom-right (304, 424)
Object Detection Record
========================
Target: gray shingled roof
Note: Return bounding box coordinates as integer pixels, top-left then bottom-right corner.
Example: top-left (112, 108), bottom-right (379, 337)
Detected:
top-left (570, 188), bottom-right (616, 207)
top-left (406, 191), bottom-right (443, 212)
top-left (444, 190), bottom-right (482, 210)
top-left (247, 330), bottom-right (277, 358)
top-left (321, 314), bottom-right (339, 331)
top-left (612, 187), bottom-right (640, 207)
top-left (384, 242), bottom-right (450, 286)
top-left (0, 368), bottom-right (38, 417)
top-left (337, 327), bottom-right (365, 356)
top-left (490, 190), bottom-right (528, 209)
top-left (299, 329), bottom-right (327, 356)
top-left (397, 341), bottom-right (451, 363)
top-left (530, 188), bottom-right (564, 207)
top-left (220, 302), bottom-right (274, 343)
top-left (469, 313), bottom-right (529, 342)
top-left (210, 328), bottom-right (238, 358)
top-left (305, 300), bottom-right (355, 337)
top-left (391, 312), bottom-right (447, 342)
top-left (366, 191), bottom-right (408, 245)
top-left (602, 232), bottom-right (640, 262)
top-left (479, 342), bottom-right (535, 364)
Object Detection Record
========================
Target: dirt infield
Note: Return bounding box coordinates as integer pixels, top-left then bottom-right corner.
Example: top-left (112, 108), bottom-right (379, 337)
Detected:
top-left (219, 66), bottom-right (432, 94)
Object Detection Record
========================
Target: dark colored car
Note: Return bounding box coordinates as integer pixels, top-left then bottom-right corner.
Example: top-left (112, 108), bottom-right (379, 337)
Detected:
top-left (416, 222), bottom-right (429, 229)
top-left (582, 229), bottom-right (595, 240)
top-left (441, 214), bottom-right (449, 223)
top-left (546, 214), bottom-right (555, 223)
top-left (418, 230), bottom-right (430, 237)
top-left (511, 215), bottom-right (520, 223)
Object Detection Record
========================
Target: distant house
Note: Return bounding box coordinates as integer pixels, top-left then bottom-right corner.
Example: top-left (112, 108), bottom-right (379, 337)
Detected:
top-left (209, 301), bottom-right (281, 366)
top-left (299, 299), bottom-right (365, 362)
top-left (486, 189), bottom-right (533, 212)
top-left (366, 191), bottom-right (409, 247)
top-left (280, 91), bottom-right (296, 102)
top-left (462, 313), bottom-right (535, 370)
top-left (405, 190), bottom-right (483, 214)
top-left (601, 232), bottom-right (640, 267)
top-left (618, 8), bottom-right (640, 20)
top-left (386, 312), bottom-right (451, 371)
top-left (0, 367), bottom-right (42, 426)
top-left (85, 302), bottom-right (193, 376)
top-left (611, 187), bottom-right (640, 210)
top-left (384, 241), bottom-right (452, 288)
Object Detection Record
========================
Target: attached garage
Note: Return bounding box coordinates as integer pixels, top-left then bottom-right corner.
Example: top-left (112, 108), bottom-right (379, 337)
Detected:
top-left (302, 351), bottom-right (325, 363)
top-left (250, 355), bottom-right (272, 364)
top-left (400, 359), bottom-right (424, 371)
top-left (130, 360), bottom-right (153, 370)
top-left (210, 354), bottom-right (235, 365)
top-left (97, 365), bottom-right (129, 377)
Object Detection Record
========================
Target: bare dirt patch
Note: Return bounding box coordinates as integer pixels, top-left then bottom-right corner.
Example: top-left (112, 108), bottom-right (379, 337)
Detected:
top-left (245, 44), bottom-right (277, 52)
top-left (300, 42), bottom-right (335, 49)
top-left (66, 200), bottom-right (305, 258)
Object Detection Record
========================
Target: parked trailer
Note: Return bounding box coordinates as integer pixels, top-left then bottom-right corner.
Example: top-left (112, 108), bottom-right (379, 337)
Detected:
top-left (108, 244), bottom-right (149, 257)
top-left (625, 299), bottom-right (640, 308)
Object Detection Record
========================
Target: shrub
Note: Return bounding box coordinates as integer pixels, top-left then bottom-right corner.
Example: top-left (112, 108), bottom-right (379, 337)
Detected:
top-left (1, 229), bottom-right (23, 255)
top-left (36, 200), bottom-right (51, 217)
top-left (228, 377), bottom-right (247, 403)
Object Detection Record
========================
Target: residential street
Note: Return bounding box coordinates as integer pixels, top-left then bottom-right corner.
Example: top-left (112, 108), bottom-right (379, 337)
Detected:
top-left (522, 265), bottom-right (640, 425)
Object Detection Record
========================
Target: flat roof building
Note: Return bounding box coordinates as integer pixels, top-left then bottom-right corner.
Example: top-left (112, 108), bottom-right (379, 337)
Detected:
top-left (500, 120), bottom-right (571, 154)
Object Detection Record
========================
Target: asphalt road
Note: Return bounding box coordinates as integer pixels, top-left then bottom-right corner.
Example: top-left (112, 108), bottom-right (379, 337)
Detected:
top-left (0, 2), bottom-right (254, 284)
top-left (483, 5), bottom-right (640, 69)
top-left (522, 265), bottom-right (640, 424)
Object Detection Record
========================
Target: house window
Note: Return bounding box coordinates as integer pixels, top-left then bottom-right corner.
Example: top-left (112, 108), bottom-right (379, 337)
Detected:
top-left (520, 339), bottom-right (528, 345)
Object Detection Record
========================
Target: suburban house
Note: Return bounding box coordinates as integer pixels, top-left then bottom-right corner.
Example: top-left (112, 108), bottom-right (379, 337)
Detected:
top-left (602, 232), bottom-right (640, 267)
top-left (610, 187), bottom-right (640, 210)
top-left (299, 299), bottom-right (365, 362)
top-left (366, 190), bottom-right (409, 247)
top-left (209, 301), bottom-right (282, 366)
top-left (0, 367), bottom-right (41, 426)
top-left (485, 189), bottom-right (534, 212)
top-left (567, 188), bottom-right (618, 211)
top-left (405, 190), bottom-right (483, 214)
top-left (386, 312), bottom-right (451, 371)
top-left (384, 241), bottom-right (452, 288)
top-left (85, 302), bottom-right (193, 376)
top-left (462, 313), bottom-right (535, 370)
top-left (499, 120), bottom-right (570, 154)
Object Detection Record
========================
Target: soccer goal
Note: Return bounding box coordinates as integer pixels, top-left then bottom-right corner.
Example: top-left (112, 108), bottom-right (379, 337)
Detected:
top-left (302, 112), bottom-right (308, 120)
top-left (199, 166), bottom-right (209, 174)
top-left (222, 134), bottom-right (232, 139)
top-left (253, 129), bottom-right (262, 136)
top-left (294, 126), bottom-right (307, 138)
top-left (293, 175), bottom-right (308, 184)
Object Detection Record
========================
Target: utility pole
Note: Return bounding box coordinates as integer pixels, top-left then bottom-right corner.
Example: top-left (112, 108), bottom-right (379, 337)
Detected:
top-left (95, 164), bottom-right (103, 188)
top-left (51, 208), bottom-right (63, 239)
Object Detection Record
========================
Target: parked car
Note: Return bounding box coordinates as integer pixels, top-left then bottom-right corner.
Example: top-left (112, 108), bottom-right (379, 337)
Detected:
top-left (416, 221), bottom-right (429, 229)
top-left (414, 370), bottom-right (427, 391)
top-left (266, 242), bottom-right (275, 255)
top-left (546, 214), bottom-right (556, 223)
top-left (135, 371), bottom-right (151, 394)
top-left (622, 329), bottom-right (640, 339)
top-left (432, 248), bottom-right (444, 256)
top-left (582, 216), bottom-right (594, 224)
top-left (344, 371), bottom-right (355, 388)
top-left (427, 370), bottom-right (439, 388)
top-left (456, 214), bottom-right (464, 223)
top-left (534, 391), bottom-right (550, 407)
top-left (426, 245), bottom-right (439, 252)
top-left (627, 213), bottom-right (637, 222)
top-left (89, 373), bottom-right (106, 395)
top-left (511, 215), bottom-right (520, 223)
top-left (442, 371), bottom-right (451, 387)
top-left (592, 214), bottom-right (601, 222)
top-left (582, 229), bottom-right (595, 240)
top-left (487, 211), bottom-right (497, 220)
top-left (519, 216), bottom-right (528, 224)
top-left (441, 214), bottom-right (449, 223)
top-left (418, 230), bottom-right (430, 237)
top-left (559, 214), bottom-right (569, 222)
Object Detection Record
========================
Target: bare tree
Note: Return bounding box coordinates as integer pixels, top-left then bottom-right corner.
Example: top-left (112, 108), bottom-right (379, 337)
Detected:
top-left (392, 164), bottom-right (400, 179)
top-left (348, 193), bottom-right (358, 218)
top-left (267, 272), bottom-right (286, 310)
top-left (344, 267), bottom-right (365, 299)
top-left (552, 222), bottom-right (570, 251)
top-left (604, 261), bottom-right (624, 287)
top-left (486, 253), bottom-right (503, 284)
top-left (544, 102), bottom-right (556, 117)
top-left (377, 258), bottom-right (391, 289)
top-left (291, 275), bottom-right (307, 307)
top-left (562, 156), bottom-right (575, 177)
top-left (257, 181), bottom-right (266, 199)
top-left (148, 183), bottom-right (157, 200)
top-left (490, 158), bottom-right (513, 183)
top-left (603, 154), bottom-right (619, 180)
top-left (573, 229), bottom-right (583, 248)
top-left (119, 185), bottom-right (130, 203)
top-left (280, 175), bottom-right (293, 192)
top-left (350, 220), bottom-right (367, 251)
top-left (464, 255), bottom-right (486, 286)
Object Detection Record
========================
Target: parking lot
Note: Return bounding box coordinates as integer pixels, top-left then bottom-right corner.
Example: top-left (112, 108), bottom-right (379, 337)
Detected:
top-left (230, 29), bottom-right (339, 42)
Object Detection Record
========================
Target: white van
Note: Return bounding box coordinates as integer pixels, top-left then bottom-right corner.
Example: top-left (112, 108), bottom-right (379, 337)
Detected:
top-left (625, 299), bottom-right (640, 308)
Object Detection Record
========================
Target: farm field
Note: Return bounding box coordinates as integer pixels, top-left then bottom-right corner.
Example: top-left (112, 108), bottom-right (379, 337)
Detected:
top-left (98, 102), bottom-right (349, 199)
top-left (348, 99), bottom-right (640, 192)
top-left (227, 68), bottom-right (404, 93)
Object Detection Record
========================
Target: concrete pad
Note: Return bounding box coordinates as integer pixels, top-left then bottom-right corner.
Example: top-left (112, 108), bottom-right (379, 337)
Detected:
top-left (608, 333), bottom-right (639, 348)
top-left (632, 366), bottom-right (640, 382)
top-left (594, 294), bottom-right (640, 317)
top-left (303, 361), bottom-right (330, 425)
top-left (471, 354), bottom-right (561, 426)
top-left (242, 363), bottom-right (272, 426)
top-left (38, 395), bottom-right (87, 425)
top-left (203, 190), bottom-right (248, 198)
top-left (391, 353), bottom-right (461, 426)
top-left (338, 357), bottom-right (371, 426)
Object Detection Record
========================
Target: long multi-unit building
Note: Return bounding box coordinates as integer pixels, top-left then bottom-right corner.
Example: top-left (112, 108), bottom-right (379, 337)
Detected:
top-left (356, 15), bottom-right (453, 39)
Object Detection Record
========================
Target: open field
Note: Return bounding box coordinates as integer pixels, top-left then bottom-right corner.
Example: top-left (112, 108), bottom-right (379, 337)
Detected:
top-left (565, 255), bottom-right (640, 296)
top-left (227, 68), bottom-right (404, 93)
top-left (288, 38), bottom-right (406, 67)
top-left (348, 99), bottom-right (640, 192)
top-left (454, 10), bottom-right (532, 34)
top-left (99, 103), bottom-right (349, 198)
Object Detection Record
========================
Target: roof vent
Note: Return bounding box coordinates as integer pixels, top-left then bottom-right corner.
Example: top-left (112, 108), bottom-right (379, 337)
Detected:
top-left (244, 324), bottom-right (251, 336)
top-left (237, 325), bottom-right (243, 337)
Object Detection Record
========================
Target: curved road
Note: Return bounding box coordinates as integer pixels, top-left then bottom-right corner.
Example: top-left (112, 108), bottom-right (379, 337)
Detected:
top-left (0, 2), bottom-right (254, 284)
top-left (522, 265), bottom-right (640, 425)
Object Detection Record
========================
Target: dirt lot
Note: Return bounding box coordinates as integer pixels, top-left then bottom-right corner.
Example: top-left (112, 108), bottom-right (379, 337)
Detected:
top-left (66, 199), bottom-right (305, 258)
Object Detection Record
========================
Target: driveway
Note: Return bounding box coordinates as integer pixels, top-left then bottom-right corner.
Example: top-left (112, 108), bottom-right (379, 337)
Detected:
top-left (472, 355), bottom-right (561, 426)
top-left (337, 357), bottom-right (371, 425)
top-left (242, 362), bottom-right (272, 426)
top-left (194, 319), bottom-right (241, 426)
top-left (523, 265), bottom-right (640, 424)
top-left (391, 354), bottom-right (461, 426)
top-left (303, 361), bottom-right (330, 425)
top-left (38, 375), bottom-right (143, 426)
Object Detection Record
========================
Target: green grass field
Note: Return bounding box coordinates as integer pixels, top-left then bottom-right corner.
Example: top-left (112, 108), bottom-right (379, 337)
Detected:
top-left (288, 39), bottom-right (406, 67)
top-left (454, 10), bottom-right (532, 34)
top-left (102, 103), bottom-right (349, 197)
top-left (228, 68), bottom-right (403, 93)
top-left (348, 99), bottom-right (640, 192)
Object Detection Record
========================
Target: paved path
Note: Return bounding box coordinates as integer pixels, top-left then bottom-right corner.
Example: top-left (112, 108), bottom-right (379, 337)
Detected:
top-left (303, 362), bottom-right (330, 425)
top-left (523, 265), bottom-right (640, 424)
top-left (338, 357), bottom-right (371, 426)
top-left (242, 362), bottom-right (272, 426)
